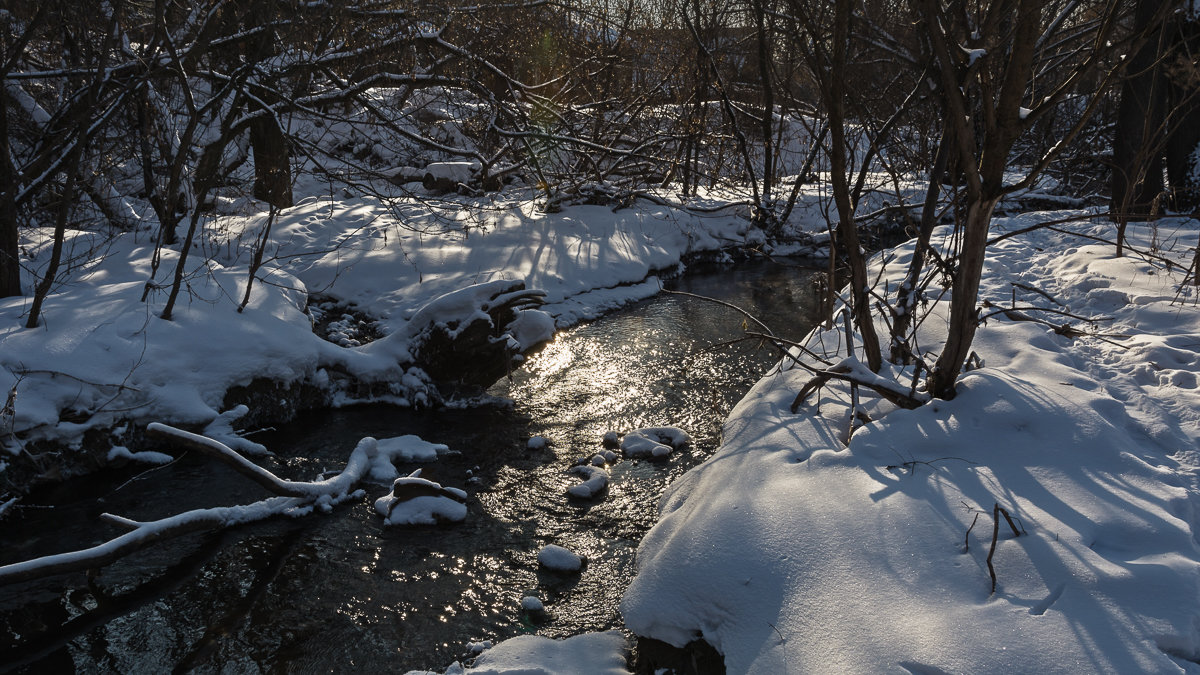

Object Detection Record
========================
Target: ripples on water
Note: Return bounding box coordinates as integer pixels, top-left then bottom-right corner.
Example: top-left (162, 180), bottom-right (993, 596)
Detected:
top-left (0, 260), bottom-right (824, 673)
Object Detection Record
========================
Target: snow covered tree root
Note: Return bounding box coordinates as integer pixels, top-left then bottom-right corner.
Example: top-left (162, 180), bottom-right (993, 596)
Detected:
top-left (0, 424), bottom-right (377, 586)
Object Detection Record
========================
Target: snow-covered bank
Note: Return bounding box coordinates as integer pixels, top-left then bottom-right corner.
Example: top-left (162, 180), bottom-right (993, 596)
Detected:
top-left (620, 215), bottom-right (1200, 673)
top-left (0, 193), bottom-right (799, 480)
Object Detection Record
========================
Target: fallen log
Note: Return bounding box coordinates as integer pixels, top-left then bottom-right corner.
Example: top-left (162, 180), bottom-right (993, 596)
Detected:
top-left (0, 425), bottom-right (377, 586)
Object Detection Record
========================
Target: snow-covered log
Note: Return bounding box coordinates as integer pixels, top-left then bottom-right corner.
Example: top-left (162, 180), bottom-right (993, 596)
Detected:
top-left (0, 424), bottom-right (380, 586)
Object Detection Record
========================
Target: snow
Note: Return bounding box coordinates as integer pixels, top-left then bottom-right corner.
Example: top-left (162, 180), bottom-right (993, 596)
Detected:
top-left (373, 471), bottom-right (468, 526)
top-left (520, 595), bottom-right (544, 612)
top-left (0, 187), bottom-right (764, 453)
top-left (621, 216), bottom-right (1200, 674)
top-left (370, 434), bottom-right (449, 479)
top-left (962, 46), bottom-right (987, 65)
top-left (106, 446), bottom-right (173, 465)
top-left (537, 544), bottom-right (583, 572)
top-left (619, 426), bottom-right (692, 459)
top-left (403, 631), bottom-right (629, 675)
top-left (423, 161), bottom-right (480, 184)
top-left (201, 405), bottom-right (270, 457)
top-left (567, 464), bottom-right (609, 499)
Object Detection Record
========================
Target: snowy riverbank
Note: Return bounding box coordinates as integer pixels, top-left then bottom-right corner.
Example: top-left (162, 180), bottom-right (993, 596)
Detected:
top-left (0, 192), bottom-right (821, 483)
top-left (412, 213), bottom-right (1200, 674)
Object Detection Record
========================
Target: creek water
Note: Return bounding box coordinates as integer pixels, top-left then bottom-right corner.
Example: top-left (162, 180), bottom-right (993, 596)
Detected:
top-left (0, 259), bottom-right (825, 674)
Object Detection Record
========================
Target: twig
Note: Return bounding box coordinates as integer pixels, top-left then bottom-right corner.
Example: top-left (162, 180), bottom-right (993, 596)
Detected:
top-left (997, 504), bottom-right (1022, 537)
top-left (987, 503), bottom-right (1001, 594)
top-left (986, 502), bottom-right (1024, 594)
top-left (789, 360), bottom-right (928, 412)
top-left (743, 331), bottom-right (834, 367)
top-left (661, 289), bottom-right (774, 337)
top-left (979, 301), bottom-right (1112, 324)
top-left (1010, 281), bottom-right (1064, 307)
top-left (9, 369), bottom-right (140, 392)
top-left (964, 512), bottom-right (980, 552)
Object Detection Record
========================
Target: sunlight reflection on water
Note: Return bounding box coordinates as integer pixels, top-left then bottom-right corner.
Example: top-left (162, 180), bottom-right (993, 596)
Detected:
top-left (0, 258), bottom-right (825, 673)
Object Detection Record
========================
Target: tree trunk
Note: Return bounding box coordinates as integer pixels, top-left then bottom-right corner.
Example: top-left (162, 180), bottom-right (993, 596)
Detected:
top-left (0, 98), bottom-right (21, 298)
top-left (25, 143), bottom-right (83, 328)
top-left (1164, 17), bottom-right (1200, 213)
top-left (928, 196), bottom-right (999, 399)
top-left (246, 2), bottom-right (292, 209)
top-left (828, 0), bottom-right (882, 372)
top-left (250, 114), bottom-right (293, 208)
top-left (751, 0), bottom-right (775, 207)
top-left (1111, 0), bottom-right (1166, 223)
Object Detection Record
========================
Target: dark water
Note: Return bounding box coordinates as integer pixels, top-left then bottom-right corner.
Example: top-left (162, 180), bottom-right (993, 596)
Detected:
top-left (0, 259), bottom-right (824, 673)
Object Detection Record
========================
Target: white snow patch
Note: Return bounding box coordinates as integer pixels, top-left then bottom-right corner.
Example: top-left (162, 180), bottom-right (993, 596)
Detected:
top-left (201, 405), bottom-right (270, 456)
top-left (106, 446), bottom-right (173, 465)
top-left (403, 631), bottom-right (628, 675)
top-left (621, 217), bottom-right (1200, 674)
top-left (369, 434), bottom-right (449, 481)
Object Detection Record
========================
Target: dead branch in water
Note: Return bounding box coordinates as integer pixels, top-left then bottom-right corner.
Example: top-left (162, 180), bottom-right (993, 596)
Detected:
top-left (0, 425), bottom-right (376, 586)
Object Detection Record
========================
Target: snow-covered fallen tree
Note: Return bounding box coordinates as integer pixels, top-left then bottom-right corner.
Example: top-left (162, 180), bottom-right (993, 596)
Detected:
top-left (0, 422), bottom-right (464, 585)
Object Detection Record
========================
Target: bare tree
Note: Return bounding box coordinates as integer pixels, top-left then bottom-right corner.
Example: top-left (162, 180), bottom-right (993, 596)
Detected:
top-left (919, 0), bottom-right (1146, 398)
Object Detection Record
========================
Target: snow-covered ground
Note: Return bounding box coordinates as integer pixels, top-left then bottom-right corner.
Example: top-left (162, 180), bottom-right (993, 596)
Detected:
top-left (620, 216), bottom-right (1200, 674)
top-left (0, 190), bottom-right (796, 455)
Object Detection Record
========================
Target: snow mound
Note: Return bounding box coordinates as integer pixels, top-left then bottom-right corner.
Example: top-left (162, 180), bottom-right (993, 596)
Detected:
top-left (537, 544), bottom-right (583, 572)
top-left (202, 405), bottom-right (270, 456)
top-left (403, 631), bottom-right (629, 675)
top-left (368, 434), bottom-right (449, 481)
top-left (567, 465), bottom-right (609, 499)
top-left (106, 446), bottom-right (172, 465)
top-left (620, 426), bottom-right (692, 459)
top-left (374, 470), bottom-right (467, 526)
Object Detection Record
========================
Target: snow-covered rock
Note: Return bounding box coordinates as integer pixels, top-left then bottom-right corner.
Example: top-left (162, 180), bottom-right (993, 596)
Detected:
top-left (620, 426), bottom-right (692, 459)
top-left (537, 544), bottom-right (583, 572)
top-left (567, 465), bottom-right (608, 499)
top-left (374, 470), bottom-right (467, 526)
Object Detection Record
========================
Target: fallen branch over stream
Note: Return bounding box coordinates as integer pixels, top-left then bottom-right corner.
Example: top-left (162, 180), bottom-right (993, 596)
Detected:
top-left (0, 424), bottom-right (377, 586)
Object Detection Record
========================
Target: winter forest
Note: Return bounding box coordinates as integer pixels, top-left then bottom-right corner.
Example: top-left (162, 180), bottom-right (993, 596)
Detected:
top-left (1, 0), bottom-right (1200, 673)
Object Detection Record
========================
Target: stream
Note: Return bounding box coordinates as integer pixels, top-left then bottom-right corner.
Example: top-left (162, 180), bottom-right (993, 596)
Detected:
top-left (0, 259), bottom-right (825, 673)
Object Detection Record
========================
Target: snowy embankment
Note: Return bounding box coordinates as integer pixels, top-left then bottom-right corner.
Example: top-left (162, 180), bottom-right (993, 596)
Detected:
top-left (0, 194), bottom-right (780, 461)
top-left (619, 216), bottom-right (1200, 673)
